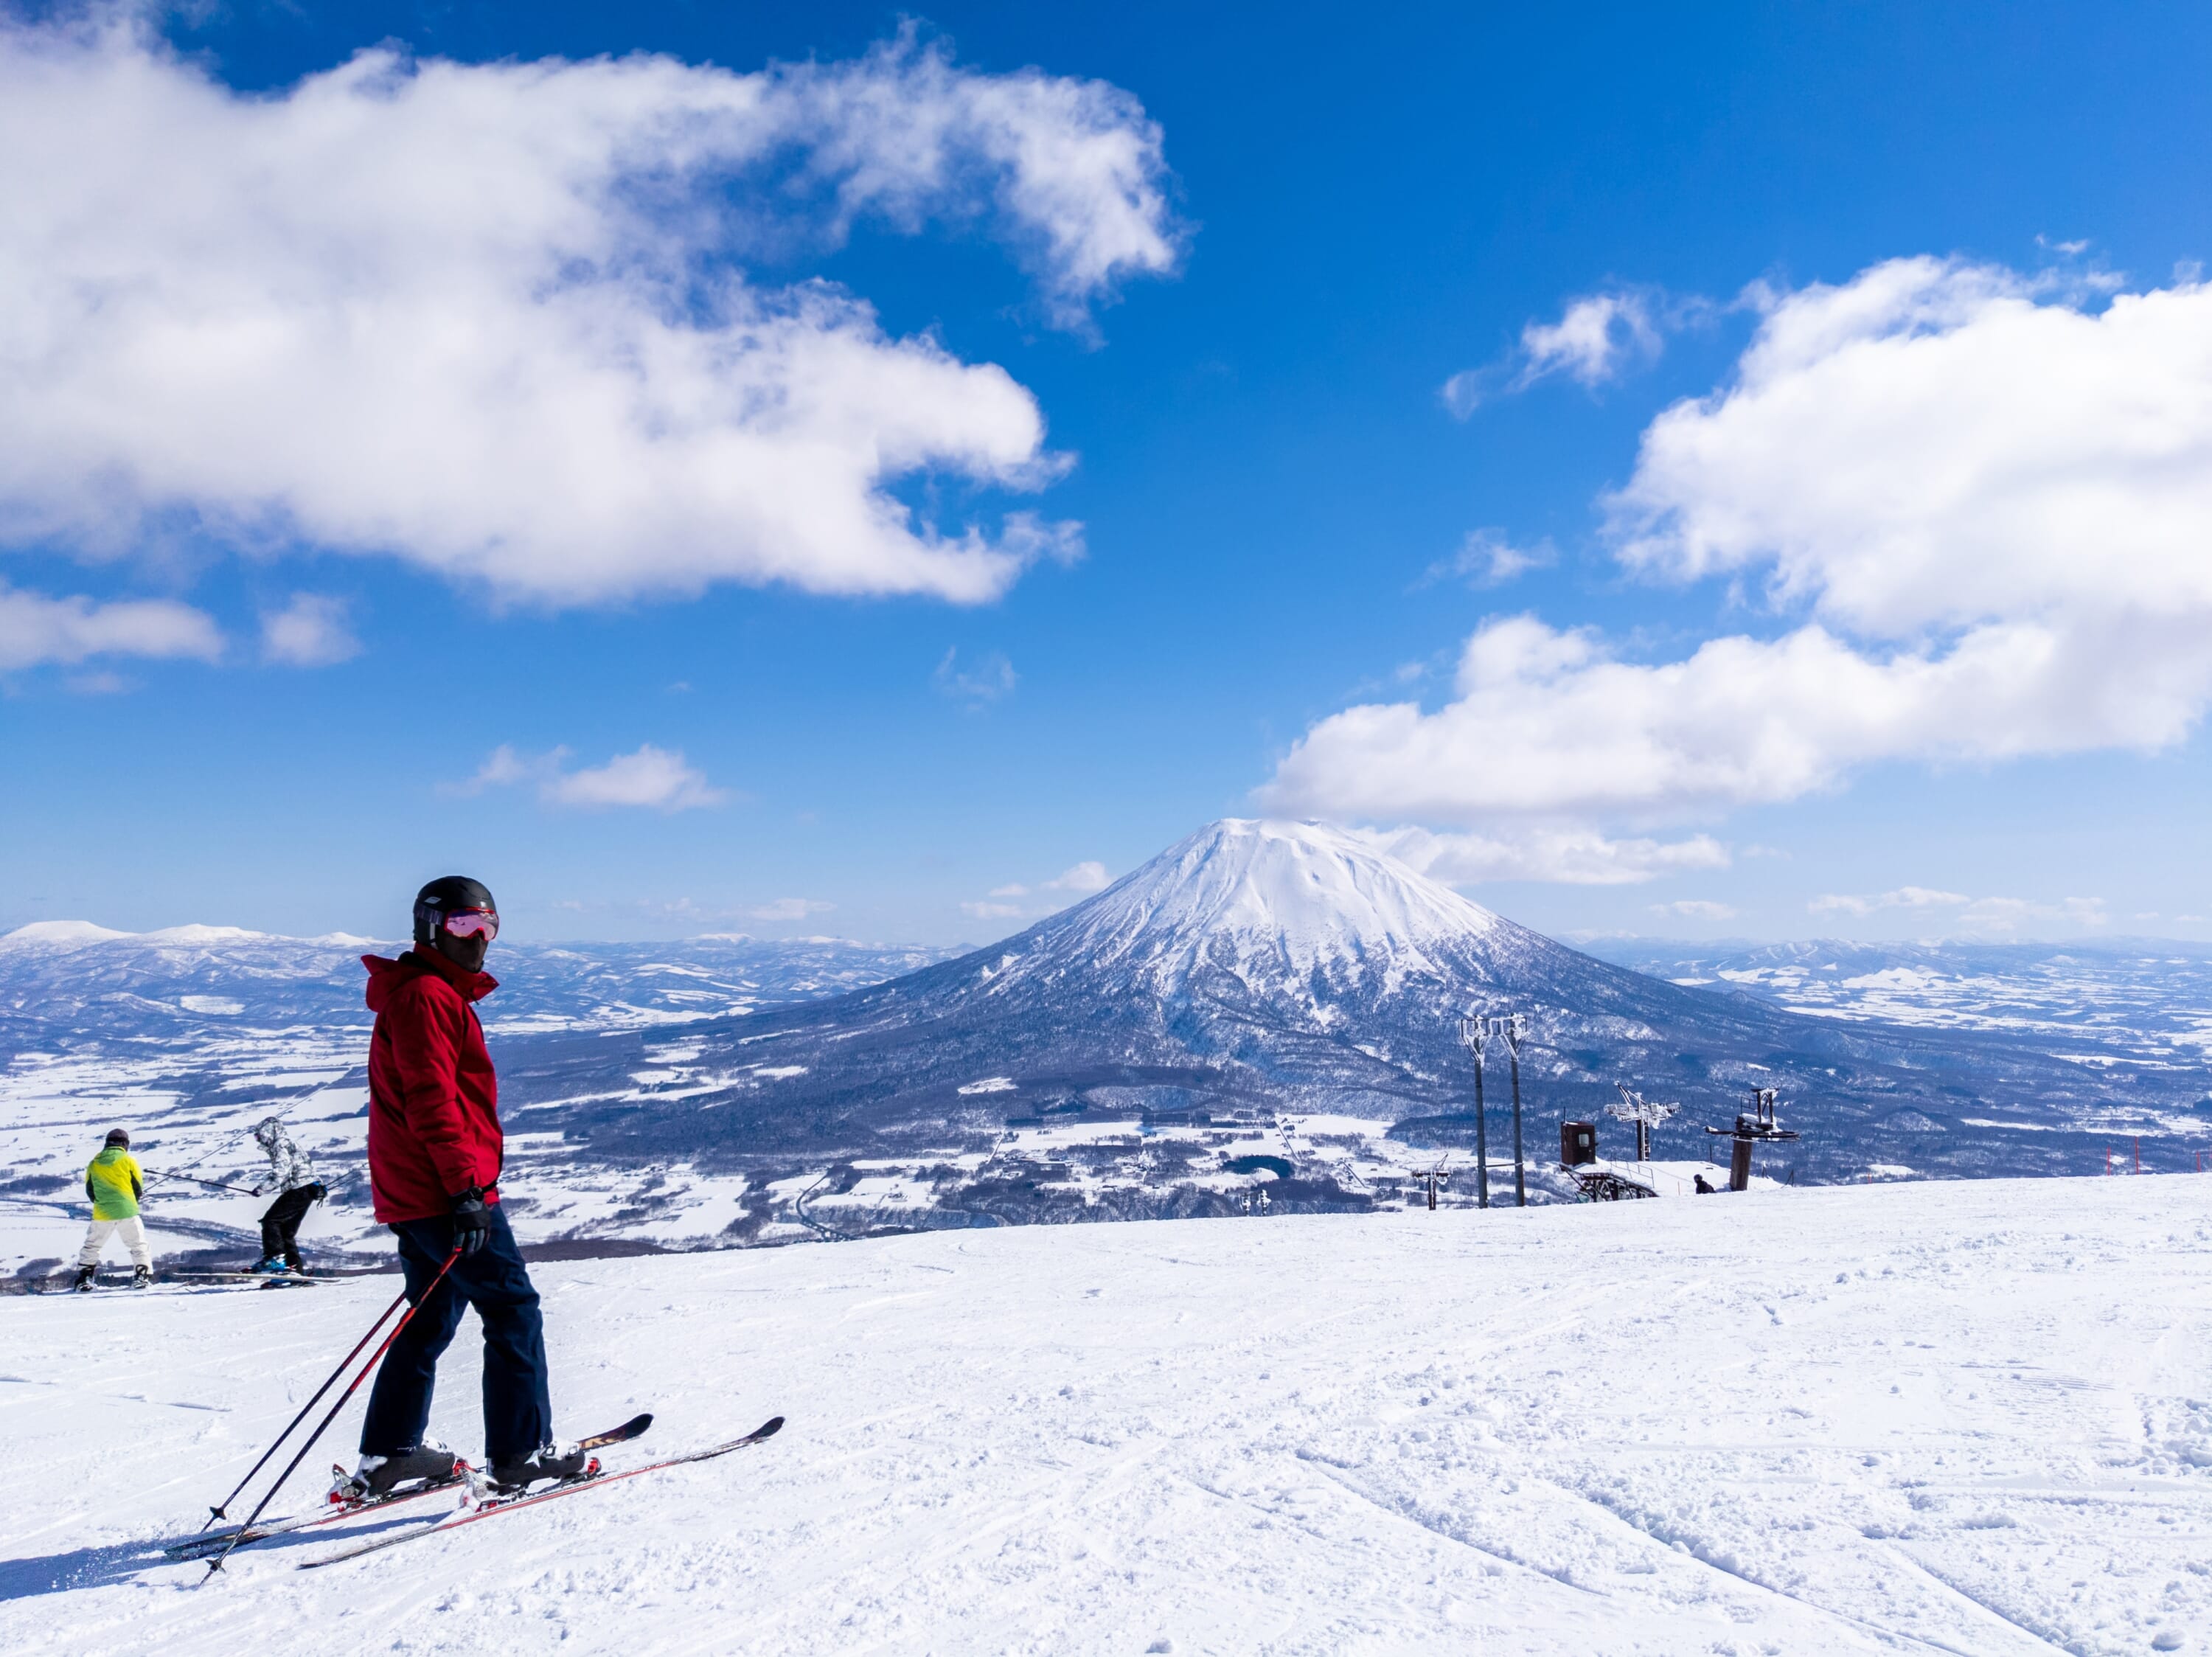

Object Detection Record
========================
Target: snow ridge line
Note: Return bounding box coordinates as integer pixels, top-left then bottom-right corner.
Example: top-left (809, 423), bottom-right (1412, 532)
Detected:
top-left (1877, 1543), bottom-right (2079, 1656)
top-left (1560, 1477), bottom-right (1978, 1656)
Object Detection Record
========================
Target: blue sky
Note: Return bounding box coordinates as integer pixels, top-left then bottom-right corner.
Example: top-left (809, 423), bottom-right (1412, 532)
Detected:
top-left (4, 1), bottom-right (2211, 945)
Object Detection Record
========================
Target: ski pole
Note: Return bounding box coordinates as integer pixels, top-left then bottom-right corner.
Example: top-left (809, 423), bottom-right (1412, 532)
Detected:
top-left (198, 1281), bottom-right (414, 1527)
top-left (203, 1244), bottom-right (465, 1579)
top-left (149, 1169), bottom-right (264, 1198)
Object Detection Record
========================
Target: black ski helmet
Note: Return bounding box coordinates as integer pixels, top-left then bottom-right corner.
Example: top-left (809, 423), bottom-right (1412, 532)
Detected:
top-left (105, 1128), bottom-right (130, 1147)
top-left (413, 875), bottom-right (497, 946)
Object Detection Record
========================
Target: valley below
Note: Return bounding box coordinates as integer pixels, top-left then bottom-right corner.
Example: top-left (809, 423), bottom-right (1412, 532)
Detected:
top-left (3, 822), bottom-right (2208, 1279)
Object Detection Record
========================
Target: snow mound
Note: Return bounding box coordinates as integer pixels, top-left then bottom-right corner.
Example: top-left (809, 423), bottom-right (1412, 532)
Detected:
top-left (0, 920), bottom-right (136, 948)
top-left (138, 925), bottom-right (268, 945)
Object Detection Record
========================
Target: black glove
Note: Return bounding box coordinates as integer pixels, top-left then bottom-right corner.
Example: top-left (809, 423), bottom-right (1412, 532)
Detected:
top-left (451, 1186), bottom-right (491, 1256)
top-left (306, 1182), bottom-right (327, 1204)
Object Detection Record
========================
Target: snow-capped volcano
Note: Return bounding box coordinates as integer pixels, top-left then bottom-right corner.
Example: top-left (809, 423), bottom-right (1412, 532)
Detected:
top-left (959, 818), bottom-right (1585, 1029)
top-left (1021, 819), bottom-right (1500, 990)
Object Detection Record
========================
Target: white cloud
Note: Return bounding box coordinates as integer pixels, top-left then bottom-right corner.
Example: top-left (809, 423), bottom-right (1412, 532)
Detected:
top-left (934, 647), bottom-right (1018, 704)
top-left (965, 856), bottom-right (1110, 920)
top-left (1425, 528), bottom-right (1555, 588)
top-left (1279, 258), bottom-right (2212, 830)
top-left (453, 744), bottom-right (544, 794)
top-left (454, 742), bottom-right (726, 811)
top-left (1522, 292), bottom-right (1663, 385)
top-left (745, 897), bottom-right (834, 922)
top-left (0, 582), bottom-right (222, 671)
top-left (1806, 887), bottom-right (2105, 934)
top-left (1357, 824), bottom-right (1729, 887)
top-left (260, 594), bottom-right (359, 666)
top-left (1961, 895), bottom-right (2108, 933)
top-left (0, 17), bottom-right (1178, 608)
top-left (1651, 899), bottom-right (1736, 920)
top-left (1045, 861), bottom-right (1110, 892)
top-left (1443, 289), bottom-right (1672, 416)
top-left (545, 745), bottom-right (726, 812)
top-left (1809, 886), bottom-right (1970, 917)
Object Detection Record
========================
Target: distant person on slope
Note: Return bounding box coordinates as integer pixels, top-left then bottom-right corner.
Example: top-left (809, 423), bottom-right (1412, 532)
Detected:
top-left (74, 1128), bottom-right (151, 1290)
top-left (347, 876), bottom-right (588, 1500)
top-left (248, 1116), bottom-right (327, 1276)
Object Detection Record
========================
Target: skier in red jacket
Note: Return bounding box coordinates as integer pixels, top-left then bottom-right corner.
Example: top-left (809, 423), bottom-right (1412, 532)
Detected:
top-left (349, 876), bottom-right (588, 1499)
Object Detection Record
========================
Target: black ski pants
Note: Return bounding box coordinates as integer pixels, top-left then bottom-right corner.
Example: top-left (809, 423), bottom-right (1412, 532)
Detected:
top-left (259, 1187), bottom-right (317, 1268)
top-left (358, 1204), bottom-right (552, 1465)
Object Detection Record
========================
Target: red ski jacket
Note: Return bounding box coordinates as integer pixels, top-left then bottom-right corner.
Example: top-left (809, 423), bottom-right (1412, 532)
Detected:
top-left (364, 950), bottom-right (504, 1223)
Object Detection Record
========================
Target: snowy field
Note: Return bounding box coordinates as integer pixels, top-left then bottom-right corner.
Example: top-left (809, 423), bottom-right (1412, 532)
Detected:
top-left (3, 1175), bottom-right (2209, 1656)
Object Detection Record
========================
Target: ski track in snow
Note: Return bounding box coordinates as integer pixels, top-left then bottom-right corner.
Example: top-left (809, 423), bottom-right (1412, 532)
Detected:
top-left (3, 1175), bottom-right (2210, 1656)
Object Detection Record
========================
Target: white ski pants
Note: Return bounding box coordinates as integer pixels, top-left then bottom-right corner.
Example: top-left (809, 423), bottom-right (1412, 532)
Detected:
top-left (78, 1215), bottom-right (150, 1268)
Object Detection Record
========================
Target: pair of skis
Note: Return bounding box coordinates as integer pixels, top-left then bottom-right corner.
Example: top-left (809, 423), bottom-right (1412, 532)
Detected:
top-left (164, 1467), bottom-right (471, 1560)
top-left (171, 1413), bottom-right (782, 1569)
top-left (299, 1415), bottom-right (783, 1567)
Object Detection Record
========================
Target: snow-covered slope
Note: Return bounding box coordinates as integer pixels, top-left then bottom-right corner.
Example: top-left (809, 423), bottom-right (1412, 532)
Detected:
top-left (2, 1175), bottom-right (2206, 1655)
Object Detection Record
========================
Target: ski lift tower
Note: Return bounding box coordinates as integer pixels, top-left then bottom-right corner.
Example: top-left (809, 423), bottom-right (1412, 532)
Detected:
top-left (1704, 1087), bottom-right (1801, 1192)
top-left (1407, 1160), bottom-right (1451, 1211)
top-left (1607, 1085), bottom-right (1681, 1164)
top-left (1456, 1012), bottom-right (1529, 1208)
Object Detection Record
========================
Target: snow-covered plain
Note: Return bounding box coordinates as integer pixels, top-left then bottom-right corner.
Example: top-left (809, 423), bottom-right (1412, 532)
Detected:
top-left (4, 1175), bottom-right (2208, 1655)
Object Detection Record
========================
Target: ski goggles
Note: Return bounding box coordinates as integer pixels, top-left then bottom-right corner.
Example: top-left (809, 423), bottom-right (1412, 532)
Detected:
top-left (439, 909), bottom-right (499, 941)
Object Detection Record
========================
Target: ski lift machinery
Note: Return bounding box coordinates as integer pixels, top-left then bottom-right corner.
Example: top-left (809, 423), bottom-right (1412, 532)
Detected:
top-left (1705, 1087), bottom-right (1801, 1191)
top-left (1606, 1085), bottom-right (1681, 1163)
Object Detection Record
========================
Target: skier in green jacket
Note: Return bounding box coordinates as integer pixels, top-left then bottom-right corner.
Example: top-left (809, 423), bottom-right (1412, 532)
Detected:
top-left (75, 1128), bottom-right (151, 1290)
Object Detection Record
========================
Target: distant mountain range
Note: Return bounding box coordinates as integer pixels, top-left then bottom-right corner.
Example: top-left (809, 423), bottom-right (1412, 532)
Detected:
top-left (0, 923), bottom-right (962, 1050)
top-left (6, 822), bottom-right (2206, 1229)
top-left (509, 820), bottom-right (2209, 1183)
top-left (1582, 936), bottom-right (2212, 1077)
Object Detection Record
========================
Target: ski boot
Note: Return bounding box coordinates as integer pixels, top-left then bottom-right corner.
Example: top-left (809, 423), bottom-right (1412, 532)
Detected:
top-left (247, 1255), bottom-right (290, 1276)
top-left (131, 1265), bottom-right (152, 1288)
top-left (347, 1439), bottom-right (461, 1501)
top-left (487, 1442), bottom-right (592, 1494)
top-left (71, 1265), bottom-right (95, 1293)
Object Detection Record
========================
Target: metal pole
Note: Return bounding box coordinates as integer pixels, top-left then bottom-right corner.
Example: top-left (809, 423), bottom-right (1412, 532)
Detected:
top-left (1472, 1037), bottom-right (1489, 1209)
top-left (1507, 1020), bottom-right (1526, 1208)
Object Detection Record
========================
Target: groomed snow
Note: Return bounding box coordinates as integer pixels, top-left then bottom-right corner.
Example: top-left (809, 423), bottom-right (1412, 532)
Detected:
top-left (3, 1175), bottom-right (2208, 1655)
